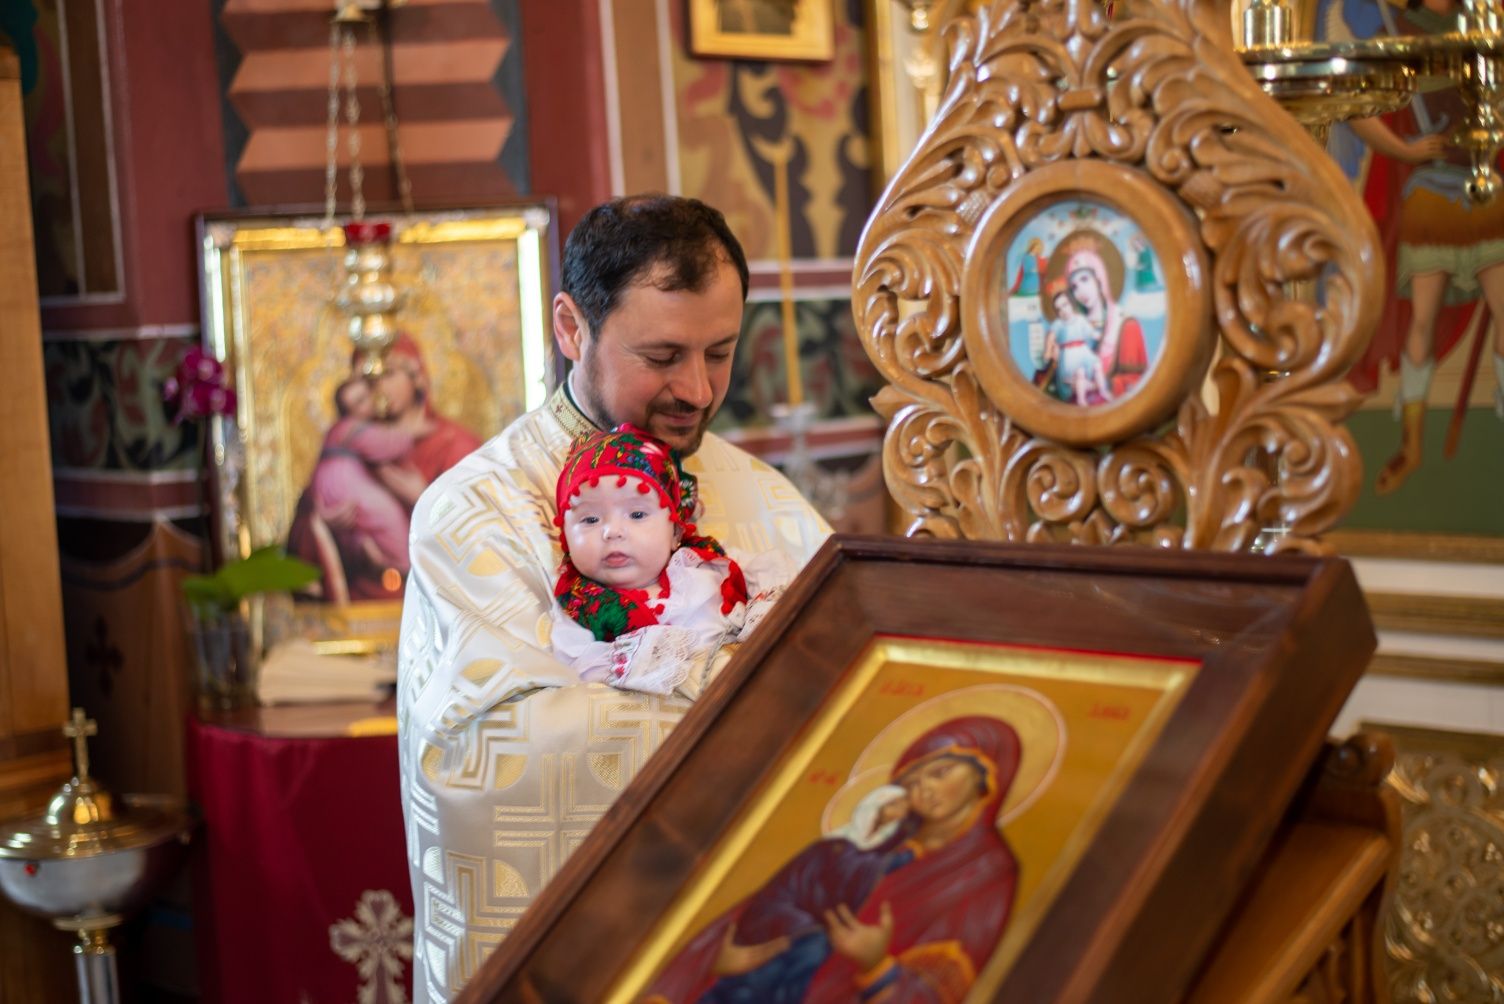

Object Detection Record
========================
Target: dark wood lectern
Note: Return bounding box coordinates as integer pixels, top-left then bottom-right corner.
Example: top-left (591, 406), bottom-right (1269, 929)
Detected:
top-left (458, 537), bottom-right (1387, 1003)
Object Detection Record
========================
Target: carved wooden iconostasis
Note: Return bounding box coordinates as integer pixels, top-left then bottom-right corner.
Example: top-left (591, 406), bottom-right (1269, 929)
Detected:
top-left (859, 0), bottom-right (1378, 551)
top-left (864, 1), bottom-right (1502, 1000)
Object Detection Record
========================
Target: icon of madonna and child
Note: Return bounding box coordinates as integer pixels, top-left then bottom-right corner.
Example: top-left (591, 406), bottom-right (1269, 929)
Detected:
top-left (1006, 204), bottom-right (1169, 409)
top-left (285, 332), bottom-right (482, 605)
top-left (640, 689), bottom-right (1065, 1004)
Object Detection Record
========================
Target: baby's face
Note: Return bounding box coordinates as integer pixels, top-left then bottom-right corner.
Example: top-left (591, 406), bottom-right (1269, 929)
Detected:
top-left (1052, 293), bottom-right (1074, 318)
top-left (563, 477), bottom-right (677, 591)
top-left (339, 380), bottom-right (375, 420)
top-left (872, 794), bottom-right (909, 833)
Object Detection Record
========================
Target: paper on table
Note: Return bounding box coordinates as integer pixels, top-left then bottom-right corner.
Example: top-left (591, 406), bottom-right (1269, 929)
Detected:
top-left (257, 639), bottom-right (396, 705)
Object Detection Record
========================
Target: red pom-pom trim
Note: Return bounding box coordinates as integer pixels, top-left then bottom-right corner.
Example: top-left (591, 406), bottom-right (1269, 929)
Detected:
top-left (719, 560), bottom-right (748, 616)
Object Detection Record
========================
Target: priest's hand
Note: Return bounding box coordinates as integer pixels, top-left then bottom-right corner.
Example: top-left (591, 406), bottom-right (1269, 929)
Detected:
top-left (825, 902), bottom-right (894, 973)
top-left (712, 923), bottom-right (790, 977)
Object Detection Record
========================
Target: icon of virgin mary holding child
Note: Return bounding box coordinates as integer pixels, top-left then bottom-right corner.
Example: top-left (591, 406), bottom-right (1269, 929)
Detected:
top-left (286, 332), bottom-right (481, 604)
top-left (1036, 229), bottom-right (1152, 406)
top-left (642, 714), bottom-right (1023, 1004)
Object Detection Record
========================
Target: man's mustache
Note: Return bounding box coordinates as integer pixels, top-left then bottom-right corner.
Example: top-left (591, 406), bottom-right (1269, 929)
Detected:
top-left (656, 402), bottom-right (702, 417)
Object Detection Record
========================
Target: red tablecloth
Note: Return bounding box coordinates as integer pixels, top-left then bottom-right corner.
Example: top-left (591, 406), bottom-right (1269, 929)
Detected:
top-left (189, 705), bottom-right (413, 1004)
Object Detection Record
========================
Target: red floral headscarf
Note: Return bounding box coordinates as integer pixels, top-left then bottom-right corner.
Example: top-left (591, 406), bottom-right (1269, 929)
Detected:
top-left (554, 425), bottom-right (747, 642)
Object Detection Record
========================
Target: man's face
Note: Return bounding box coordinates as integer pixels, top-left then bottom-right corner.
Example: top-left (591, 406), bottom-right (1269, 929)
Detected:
top-left (556, 259), bottom-right (744, 454)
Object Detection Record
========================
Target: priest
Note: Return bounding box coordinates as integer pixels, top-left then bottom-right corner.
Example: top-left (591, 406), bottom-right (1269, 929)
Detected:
top-left (396, 194), bottom-right (831, 1002)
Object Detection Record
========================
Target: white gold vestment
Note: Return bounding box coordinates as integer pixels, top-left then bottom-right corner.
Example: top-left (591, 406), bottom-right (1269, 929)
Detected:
top-left (397, 388), bottom-right (831, 1002)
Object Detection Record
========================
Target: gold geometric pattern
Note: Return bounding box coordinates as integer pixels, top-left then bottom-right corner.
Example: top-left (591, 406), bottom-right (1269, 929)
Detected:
top-left (396, 400), bottom-right (830, 1002)
top-left (1381, 730), bottom-right (1504, 1004)
top-left (588, 752), bottom-right (624, 790)
top-left (492, 753), bottom-right (528, 791)
top-left (489, 755), bottom-right (558, 822)
top-left (491, 861), bottom-right (528, 899)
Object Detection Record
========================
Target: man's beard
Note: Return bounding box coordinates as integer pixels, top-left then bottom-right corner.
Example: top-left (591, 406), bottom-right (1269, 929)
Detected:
top-left (574, 364), bottom-right (711, 454)
top-left (646, 402), bottom-right (712, 454)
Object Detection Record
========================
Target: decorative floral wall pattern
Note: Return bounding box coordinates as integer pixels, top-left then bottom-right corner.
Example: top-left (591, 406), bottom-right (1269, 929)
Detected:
top-left (44, 337), bottom-right (199, 472)
top-left (670, 0), bottom-right (873, 262)
top-left (715, 298), bottom-right (884, 430)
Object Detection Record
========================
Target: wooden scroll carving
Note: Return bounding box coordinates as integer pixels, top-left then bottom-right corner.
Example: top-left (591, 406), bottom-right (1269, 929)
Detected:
top-left (855, 0), bottom-right (1382, 553)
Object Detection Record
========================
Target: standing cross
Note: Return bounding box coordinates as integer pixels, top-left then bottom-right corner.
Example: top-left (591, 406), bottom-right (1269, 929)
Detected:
top-left (61, 707), bottom-right (97, 781)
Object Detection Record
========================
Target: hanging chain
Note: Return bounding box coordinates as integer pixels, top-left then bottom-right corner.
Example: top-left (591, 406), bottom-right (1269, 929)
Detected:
top-left (369, 17), bottom-right (414, 215)
top-left (324, 5), bottom-right (408, 226)
top-left (341, 24), bottom-right (365, 222)
top-left (322, 20), bottom-right (342, 230)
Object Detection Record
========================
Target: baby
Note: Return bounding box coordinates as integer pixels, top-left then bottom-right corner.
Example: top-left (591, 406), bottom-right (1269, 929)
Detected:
top-left (1044, 277), bottom-right (1112, 406)
top-left (550, 425), bottom-right (793, 697)
top-left (304, 376), bottom-right (416, 574)
top-left (828, 784), bottom-right (909, 850)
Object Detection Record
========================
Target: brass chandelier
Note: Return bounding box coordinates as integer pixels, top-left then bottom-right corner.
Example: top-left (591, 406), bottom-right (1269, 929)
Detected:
top-left (884, 1), bottom-right (1504, 202)
top-left (1239, 0), bottom-right (1504, 202)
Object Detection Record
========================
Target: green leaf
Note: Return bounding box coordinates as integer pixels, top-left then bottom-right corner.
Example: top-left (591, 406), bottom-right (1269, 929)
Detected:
top-left (182, 574), bottom-right (231, 606)
top-left (180, 549), bottom-right (322, 610)
top-left (182, 574), bottom-right (234, 619)
top-left (216, 549), bottom-right (322, 601)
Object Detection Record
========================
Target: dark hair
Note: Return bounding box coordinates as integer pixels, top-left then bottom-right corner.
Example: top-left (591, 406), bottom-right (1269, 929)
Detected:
top-left (561, 194), bottom-right (750, 335)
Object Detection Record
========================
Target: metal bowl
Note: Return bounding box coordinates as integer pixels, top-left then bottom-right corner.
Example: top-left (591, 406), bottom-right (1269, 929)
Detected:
top-left (0, 793), bottom-right (192, 923)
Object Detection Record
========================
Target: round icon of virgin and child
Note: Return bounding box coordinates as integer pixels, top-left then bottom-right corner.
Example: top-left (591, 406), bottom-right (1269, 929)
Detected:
top-left (641, 685), bottom-right (1064, 1004)
top-left (1004, 201), bottom-right (1169, 408)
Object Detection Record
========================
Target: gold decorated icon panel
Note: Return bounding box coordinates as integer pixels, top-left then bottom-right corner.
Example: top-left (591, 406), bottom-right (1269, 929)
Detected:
top-left (613, 636), bottom-right (1198, 1003)
top-left (198, 205), bottom-right (555, 650)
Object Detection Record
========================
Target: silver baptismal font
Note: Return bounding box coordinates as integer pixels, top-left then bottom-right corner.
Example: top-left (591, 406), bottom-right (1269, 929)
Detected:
top-left (0, 708), bottom-right (192, 1004)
